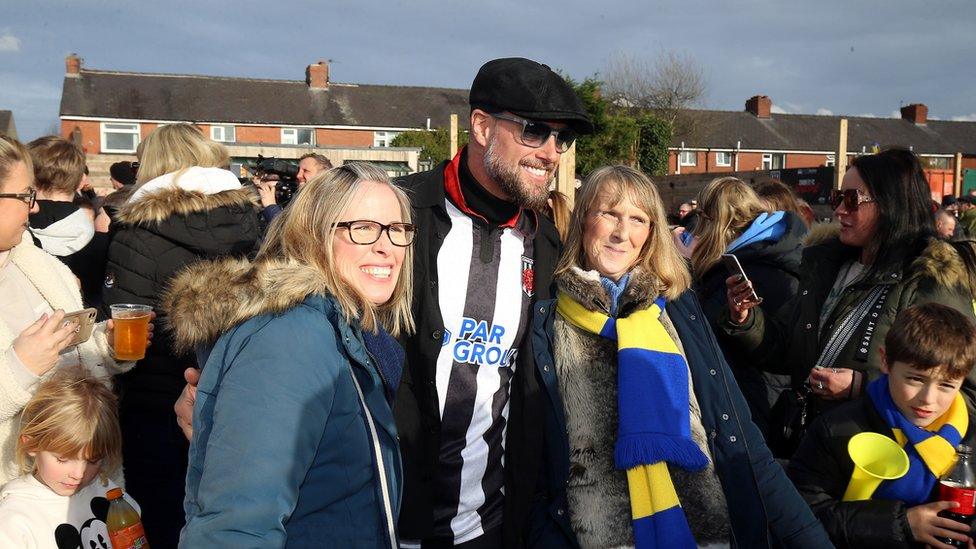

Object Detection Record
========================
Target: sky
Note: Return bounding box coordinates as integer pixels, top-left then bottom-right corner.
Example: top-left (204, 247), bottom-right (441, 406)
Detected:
top-left (2, 0), bottom-right (975, 141)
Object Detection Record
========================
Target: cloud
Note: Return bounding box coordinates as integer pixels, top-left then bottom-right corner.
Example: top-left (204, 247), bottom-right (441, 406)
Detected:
top-left (815, 108), bottom-right (834, 116)
top-left (855, 113), bottom-right (880, 118)
top-left (0, 32), bottom-right (20, 52)
top-left (770, 104), bottom-right (789, 114)
top-left (952, 113), bottom-right (976, 122)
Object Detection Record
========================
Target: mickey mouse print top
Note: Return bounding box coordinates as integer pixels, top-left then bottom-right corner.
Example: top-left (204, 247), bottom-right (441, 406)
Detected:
top-left (0, 474), bottom-right (140, 549)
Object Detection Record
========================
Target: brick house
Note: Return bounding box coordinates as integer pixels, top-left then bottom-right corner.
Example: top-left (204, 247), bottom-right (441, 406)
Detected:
top-left (668, 95), bottom-right (976, 195)
top-left (58, 54), bottom-right (470, 188)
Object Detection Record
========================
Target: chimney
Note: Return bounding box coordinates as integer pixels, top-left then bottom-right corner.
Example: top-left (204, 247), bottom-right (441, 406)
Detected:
top-left (746, 95), bottom-right (772, 119)
top-left (900, 103), bottom-right (928, 125)
top-left (306, 60), bottom-right (329, 90)
top-left (65, 53), bottom-right (81, 77)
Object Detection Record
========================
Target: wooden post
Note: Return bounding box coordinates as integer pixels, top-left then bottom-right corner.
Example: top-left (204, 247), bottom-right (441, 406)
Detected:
top-left (557, 141), bottom-right (577, 209)
top-left (955, 152), bottom-right (964, 196)
top-left (835, 118), bottom-right (848, 190)
top-left (449, 114), bottom-right (458, 158)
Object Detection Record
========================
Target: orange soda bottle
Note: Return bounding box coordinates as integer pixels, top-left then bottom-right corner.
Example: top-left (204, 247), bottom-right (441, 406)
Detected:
top-left (106, 487), bottom-right (150, 548)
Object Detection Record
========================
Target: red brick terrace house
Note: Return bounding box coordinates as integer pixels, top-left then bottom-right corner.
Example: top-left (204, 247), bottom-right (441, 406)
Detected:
top-left (668, 95), bottom-right (976, 196)
top-left (58, 54), bottom-right (470, 188)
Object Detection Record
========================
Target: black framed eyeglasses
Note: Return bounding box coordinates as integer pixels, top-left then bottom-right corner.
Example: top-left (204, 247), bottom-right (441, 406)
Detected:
top-left (334, 220), bottom-right (416, 247)
top-left (0, 187), bottom-right (36, 209)
top-left (829, 188), bottom-right (876, 212)
top-left (491, 113), bottom-right (577, 153)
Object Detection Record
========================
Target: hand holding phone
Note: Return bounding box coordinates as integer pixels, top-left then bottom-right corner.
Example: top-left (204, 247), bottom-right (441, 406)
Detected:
top-left (11, 310), bottom-right (81, 376)
top-left (722, 254), bottom-right (763, 324)
top-left (61, 308), bottom-right (98, 348)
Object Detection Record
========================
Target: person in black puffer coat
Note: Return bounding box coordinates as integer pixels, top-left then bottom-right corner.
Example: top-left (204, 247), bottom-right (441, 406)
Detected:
top-left (691, 176), bottom-right (807, 442)
top-left (100, 124), bottom-right (262, 549)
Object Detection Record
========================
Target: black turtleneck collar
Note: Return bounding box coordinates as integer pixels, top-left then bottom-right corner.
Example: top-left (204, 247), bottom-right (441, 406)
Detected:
top-left (458, 150), bottom-right (520, 227)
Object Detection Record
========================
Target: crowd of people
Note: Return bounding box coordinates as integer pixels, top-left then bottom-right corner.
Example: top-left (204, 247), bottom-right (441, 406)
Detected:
top-left (1, 55), bottom-right (976, 549)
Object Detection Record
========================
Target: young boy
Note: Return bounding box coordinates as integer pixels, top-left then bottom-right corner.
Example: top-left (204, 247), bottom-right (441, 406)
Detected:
top-left (0, 366), bottom-right (140, 548)
top-left (788, 303), bottom-right (976, 549)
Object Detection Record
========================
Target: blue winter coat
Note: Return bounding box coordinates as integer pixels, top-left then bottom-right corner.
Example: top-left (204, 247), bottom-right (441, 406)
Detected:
top-left (525, 290), bottom-right (833, 548)
top-left (178, 291), bottom-right (402, 548)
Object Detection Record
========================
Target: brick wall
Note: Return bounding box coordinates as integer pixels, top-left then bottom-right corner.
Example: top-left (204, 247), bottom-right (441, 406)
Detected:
top-left (61, 120), bottom-right (102, 154)
top-left (317, 128), bottom-right (373, 147)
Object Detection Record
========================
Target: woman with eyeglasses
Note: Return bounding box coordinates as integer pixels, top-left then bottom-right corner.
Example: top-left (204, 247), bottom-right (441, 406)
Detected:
top-left (690, 177), bottom-right (807, 444)
top-left (165, 163), bottom-right (413, 547)
top-left (721, 148), bottom-right (976, 442)
top-left (0, 135), bottom-right (144, 488)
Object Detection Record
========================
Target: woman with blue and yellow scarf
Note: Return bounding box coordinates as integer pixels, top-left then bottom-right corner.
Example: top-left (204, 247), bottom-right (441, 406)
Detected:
top-left (527, 165), bottom-right (831, 548)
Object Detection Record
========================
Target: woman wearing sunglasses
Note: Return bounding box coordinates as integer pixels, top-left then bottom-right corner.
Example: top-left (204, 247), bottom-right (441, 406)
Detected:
top-left (722, 148), bottom-right (976, 442)
top-left (165, 163), bottom-right (413, 547)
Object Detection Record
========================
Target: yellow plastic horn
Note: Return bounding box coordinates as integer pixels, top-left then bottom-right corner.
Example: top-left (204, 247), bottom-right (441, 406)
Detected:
top-left (842, 432), bottom-right (911, 501)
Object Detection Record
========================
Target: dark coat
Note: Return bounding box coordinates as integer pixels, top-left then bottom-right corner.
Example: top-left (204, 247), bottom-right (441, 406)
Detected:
top-left (165, 258), bottom-right (402, 548)
top-left (695, 211), bottom-right (806, 435)
top-left (528, 288), bottom-right (834, 548)
top-left (787, 397), bottom-right (976, 548)
top-left (101, 186), bottom-right (262, 412)
top-left (719, 227), bottom-right (976, 408)
top-left (392, 161), bottom-right (561, 547)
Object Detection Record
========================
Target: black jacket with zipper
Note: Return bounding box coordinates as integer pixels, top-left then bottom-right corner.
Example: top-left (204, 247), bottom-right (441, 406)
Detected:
top-left (393, 159), bottom-right (561, 547)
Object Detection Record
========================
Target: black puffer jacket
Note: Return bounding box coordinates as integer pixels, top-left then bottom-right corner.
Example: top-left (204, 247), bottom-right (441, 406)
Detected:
top-left (695, 211), bottom-right (806, 436)
top-left (787, 397), bottom-right (976, 548)
top-left (101, 184), bottom-right (262, 412)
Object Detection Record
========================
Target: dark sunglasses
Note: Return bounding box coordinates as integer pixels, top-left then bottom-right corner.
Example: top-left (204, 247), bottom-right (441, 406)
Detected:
top-left (0, 187), bottom-right (36, 209)
top-left (491, 113), bottom-right (577, 153)
top-left (829, 188), bottom-right (876, 212)
top-left (334, 220), bottom-right (417, 247)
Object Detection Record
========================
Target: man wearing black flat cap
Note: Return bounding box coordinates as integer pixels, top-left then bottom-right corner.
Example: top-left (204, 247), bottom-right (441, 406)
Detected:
top-left (394, 57), bottom-right (590, 548)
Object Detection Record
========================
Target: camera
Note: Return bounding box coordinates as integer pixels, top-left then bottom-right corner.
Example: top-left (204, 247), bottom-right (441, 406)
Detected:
top-left (243, 156), bottom-right (300, 206)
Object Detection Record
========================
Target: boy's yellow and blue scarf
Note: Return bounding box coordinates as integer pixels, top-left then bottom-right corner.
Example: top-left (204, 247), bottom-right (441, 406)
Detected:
top-left (868, 376), bottom-right (968, 504)
top-left (557, 292), bottom-right (708, 549)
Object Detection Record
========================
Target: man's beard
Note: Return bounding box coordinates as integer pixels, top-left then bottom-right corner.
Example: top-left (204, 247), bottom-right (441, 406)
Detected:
top-left (484, 136), bottom-right (553, 210)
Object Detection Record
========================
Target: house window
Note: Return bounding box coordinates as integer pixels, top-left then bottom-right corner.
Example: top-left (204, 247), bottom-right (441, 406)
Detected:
top-left (373, 131), bottom-right (400, 148)
top-left (762, 153), bottom-right (785, 170)
top-left (715, 151), bottom-right (732, 166)
top-left (922, 156), bottom-right (950, 170)
top-left (210, 125), bottom-right (236, 143)
top-left (679, 151), bottom-right (697, 166)
top-left (825, 154), bottom-right (836, 167)
top-left (100, 122), bottom-right (140, 153)
top-left (281, 128), bottom-right (315, 146)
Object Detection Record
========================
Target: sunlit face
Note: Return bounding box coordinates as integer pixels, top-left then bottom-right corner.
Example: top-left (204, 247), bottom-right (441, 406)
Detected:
top-left (332, 182), bottom-right (406, 305)
top-left (297, 157), bottom-right (323, 186)
top-left (835, 167), bottom-right (880, 250)
top-left (483, 113), bottom-right (563, 210)
top-left (0, 161), bottom-right (37, 251)
top-left (582, 191), bottom-right (651, 282)
top-left (30, 450), bottom-right (102, 497)
top-left (881, 354), bottom-right (964, 428)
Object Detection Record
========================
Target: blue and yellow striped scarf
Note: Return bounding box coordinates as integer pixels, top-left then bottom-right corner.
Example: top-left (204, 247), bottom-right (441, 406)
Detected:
top-left (557, 292), bottom-right (708, 549)
top-left (868, 376), bottom-right (968, 504)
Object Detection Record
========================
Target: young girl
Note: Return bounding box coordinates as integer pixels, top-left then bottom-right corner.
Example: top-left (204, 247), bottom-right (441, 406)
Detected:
top-left (0, 366), bottom-right (140, 549)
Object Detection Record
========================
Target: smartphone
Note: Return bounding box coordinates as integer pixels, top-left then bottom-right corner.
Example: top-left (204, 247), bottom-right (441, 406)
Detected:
top-left (61, 308), bottom-right (98, 348)
top-left (721, 253), bottom-right (761, 302)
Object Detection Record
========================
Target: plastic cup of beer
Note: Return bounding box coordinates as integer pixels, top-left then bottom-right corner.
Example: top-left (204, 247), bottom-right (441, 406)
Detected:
top-left (110, 304), bottom-right (152, 361)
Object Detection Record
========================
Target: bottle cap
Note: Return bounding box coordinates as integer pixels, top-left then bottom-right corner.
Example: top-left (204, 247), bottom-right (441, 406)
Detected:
top-left (106, 488), bottom-right (123, 500)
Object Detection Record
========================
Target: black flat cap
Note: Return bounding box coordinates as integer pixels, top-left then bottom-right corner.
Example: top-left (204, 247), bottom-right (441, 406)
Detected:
top-left (470, 57), bottom-right (593, 134)
top-left (109, 161), bottom-right (136, 186)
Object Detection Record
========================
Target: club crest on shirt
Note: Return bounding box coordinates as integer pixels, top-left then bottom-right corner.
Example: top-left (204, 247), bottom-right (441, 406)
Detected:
top-left (521, 255), bottom-right (534, 298)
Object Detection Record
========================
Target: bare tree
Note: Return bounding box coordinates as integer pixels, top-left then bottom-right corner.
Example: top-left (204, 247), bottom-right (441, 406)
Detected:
top-left (603, 50), bottom-right (707, 143)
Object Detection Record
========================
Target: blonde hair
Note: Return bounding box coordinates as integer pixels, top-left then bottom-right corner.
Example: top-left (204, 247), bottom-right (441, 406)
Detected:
top-left (555, 165), bottom-right (691, 300)
top-left (134, 123), bottom-right (227, 185)
top-left (16, 366), bottom-right (122, 481)
top-left (257, 163), bottom-right (415, 336)
top-left (545, 189), bottom-right (572, 241)
top-left (691, 177), bottom-right (769, 278)
top-left (0, 135), bottom-right (33, 189)
top-left (27, 136), bottom-right (86, 194)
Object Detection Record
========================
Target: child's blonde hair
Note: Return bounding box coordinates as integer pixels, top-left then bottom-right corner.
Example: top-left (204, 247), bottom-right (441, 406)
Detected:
top-left (16, 366), bottom-right (122, 481)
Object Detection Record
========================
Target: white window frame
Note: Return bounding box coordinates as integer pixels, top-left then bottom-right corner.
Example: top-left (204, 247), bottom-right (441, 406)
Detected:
top-left (679, 151), bottom-right (697, 166)
top-left (100, 122), bottom-right (140, 153)
top-left (715, 151), bottom-right (732, 167)
top-left (762, 153), bottom-right (786, 170)
top-left (373, 131), bottom-right (400, 148)
top-left (281, 127), bottom-right (315, 146)
top-left (210, 125), bottom-right (236, 143)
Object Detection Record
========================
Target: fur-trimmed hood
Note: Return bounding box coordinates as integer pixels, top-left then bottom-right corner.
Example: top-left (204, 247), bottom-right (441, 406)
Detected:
top-left (117, 186), bottom-right (259, 226)
top-left (162, 257), bottom-right (329, 353)
top-left (555, 265), bottom-right (662, 316)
